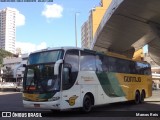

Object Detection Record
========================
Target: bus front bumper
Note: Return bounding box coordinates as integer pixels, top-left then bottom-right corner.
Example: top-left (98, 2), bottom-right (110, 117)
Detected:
top-left (23, 100), bottom-right (61, 110)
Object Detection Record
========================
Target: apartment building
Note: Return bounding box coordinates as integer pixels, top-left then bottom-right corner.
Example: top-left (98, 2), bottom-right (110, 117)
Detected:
top-left (81, 20), bottom-right (90, 48)
top-left (0, 7), bottom-right (16, 54)
top-left (144, 53), bottom-right (160, 89)
top-left (1, 54), bottom-right (28, 79)
top-left (81, 0), bottom-right (112, 49)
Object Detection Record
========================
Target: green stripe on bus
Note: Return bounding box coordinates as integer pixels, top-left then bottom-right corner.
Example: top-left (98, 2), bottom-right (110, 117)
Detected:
top-left (96, 72), bottom-right (125, 97)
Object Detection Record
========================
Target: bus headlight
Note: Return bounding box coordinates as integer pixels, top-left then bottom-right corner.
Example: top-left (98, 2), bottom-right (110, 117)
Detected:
top-left (48, 96), bottom-right (60, 101)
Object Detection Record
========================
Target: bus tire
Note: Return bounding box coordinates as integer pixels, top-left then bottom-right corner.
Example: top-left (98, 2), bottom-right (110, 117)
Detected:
top-left (82, 94), bottom-right (92, 113)
top-left (135, 91), bottom-right (140, 104)
top-left (140, 90), bottom-right (145, 103)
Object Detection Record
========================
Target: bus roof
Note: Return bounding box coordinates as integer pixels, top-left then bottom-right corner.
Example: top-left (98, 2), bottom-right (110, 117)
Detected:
top-left (30, 46), bottom-right (149, 64)
top-left (30, 46), bottom-right (83, 54)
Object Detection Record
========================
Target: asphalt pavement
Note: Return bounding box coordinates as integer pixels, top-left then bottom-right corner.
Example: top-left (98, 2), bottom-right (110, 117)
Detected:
top-left (0, 90), bottom-right (159, 120)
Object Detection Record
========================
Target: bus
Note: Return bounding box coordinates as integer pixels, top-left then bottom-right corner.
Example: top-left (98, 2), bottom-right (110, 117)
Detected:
top-left (22, 47), bottom-right (152, 112)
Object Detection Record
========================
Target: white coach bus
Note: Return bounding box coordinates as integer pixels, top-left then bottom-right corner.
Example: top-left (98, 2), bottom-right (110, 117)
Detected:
top-left (22, 47), bottom-right (152, 112)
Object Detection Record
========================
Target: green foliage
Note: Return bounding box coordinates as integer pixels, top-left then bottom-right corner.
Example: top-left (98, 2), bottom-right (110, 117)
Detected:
top-left (0, 49), bottom-right (14, 65)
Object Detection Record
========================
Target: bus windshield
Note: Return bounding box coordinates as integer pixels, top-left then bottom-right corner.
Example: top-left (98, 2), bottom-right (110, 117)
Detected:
top-left (28, 50), bottom-right (63, 64)
top-left (23, 50), bottom-right (64, 93)
top-left (24, 63), bottom-right (60, 93)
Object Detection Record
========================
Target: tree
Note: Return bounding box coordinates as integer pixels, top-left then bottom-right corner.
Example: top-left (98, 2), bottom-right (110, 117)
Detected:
top-left (0, 49), bottom-right (14, 66)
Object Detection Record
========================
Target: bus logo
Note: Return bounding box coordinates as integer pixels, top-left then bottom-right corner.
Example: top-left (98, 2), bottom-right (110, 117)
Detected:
top-left (66, 95), bottom-right (78, 106)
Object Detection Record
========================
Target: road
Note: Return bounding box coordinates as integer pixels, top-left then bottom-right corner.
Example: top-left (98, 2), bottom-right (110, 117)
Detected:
top-left (0, 90), bottom-right (159, 120)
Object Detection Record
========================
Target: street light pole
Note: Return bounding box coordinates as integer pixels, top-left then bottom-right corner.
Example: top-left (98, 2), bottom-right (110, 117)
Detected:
top-left (75, 12), bottom-right (79, 47)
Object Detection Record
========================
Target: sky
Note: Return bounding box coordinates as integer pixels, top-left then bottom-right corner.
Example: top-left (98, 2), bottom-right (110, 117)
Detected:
top-left (0, 0), bottom-right (100, 53)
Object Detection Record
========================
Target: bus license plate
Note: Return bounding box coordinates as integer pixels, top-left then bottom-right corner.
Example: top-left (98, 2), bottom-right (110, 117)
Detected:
top-left (34, 104), bottom-right (40, 108)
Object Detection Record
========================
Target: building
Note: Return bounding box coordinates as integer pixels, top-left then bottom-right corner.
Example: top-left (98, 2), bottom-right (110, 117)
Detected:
top-left (0, 53), bottom-right (28, 91)
top-left (143, 53), bottom-right (160, 89)
top-left (81, 20), bottom-right (90, 48)
top-left (81, 0), bottom-right (112, 49)
top-left (81, 0), bottom-right (145, 61)
top-left (0, 7), bottom-right (16, 54)
top-left (1, 53), bottom-right (28, 81)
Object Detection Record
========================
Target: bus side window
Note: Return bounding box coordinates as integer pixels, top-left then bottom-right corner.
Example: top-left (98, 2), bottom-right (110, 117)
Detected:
top-left (116, 59), bottom-right (130, 73)
top-left (129, 62), bottom-right (137, 74)
top-left (63, 67), bottom-right (70, 84)
top-left (108, 57), bottom-right (117, 72)
top-left (80, 51), bottom-right (96, 71)
top-left (62, 50), bottom-right (79, 90)
top-left (101, 56), bottom-right (109, 72)
top-left (96, 55), bottom-right (103, 72)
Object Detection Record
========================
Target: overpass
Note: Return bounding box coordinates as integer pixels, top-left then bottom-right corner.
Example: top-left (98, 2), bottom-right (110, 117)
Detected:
top-left (91, 0), bottom-right (160, 65)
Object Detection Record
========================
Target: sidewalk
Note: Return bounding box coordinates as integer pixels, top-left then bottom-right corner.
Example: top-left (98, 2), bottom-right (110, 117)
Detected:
top-left (0, 91), bottom-right (20, 95)
top-left (145, 90), bottom-right (160, 102)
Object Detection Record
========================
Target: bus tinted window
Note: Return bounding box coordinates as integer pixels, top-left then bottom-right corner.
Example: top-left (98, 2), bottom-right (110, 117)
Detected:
top-left (96, 55), bottom-right (103, 72)
top-left (116, 58), bottom-right (130, 73)
top-left (80, 51), bottom-right (96, 71)
top-left (62, 50), bottom-right (79, 90)
top-left (136, 62), bottom-right (151, 75)
top-left (28, 50), bottom-right (63, 64)
top-left (108, 57), bottom-right (117, 72)
top-left (101, 56), bottom-right (109, 72)
top-left (96, 54), bottom-right (151, 75)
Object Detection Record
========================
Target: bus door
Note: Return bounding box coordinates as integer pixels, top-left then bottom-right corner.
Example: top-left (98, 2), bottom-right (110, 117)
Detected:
top-left (60, 50), bottom-right (81, 109)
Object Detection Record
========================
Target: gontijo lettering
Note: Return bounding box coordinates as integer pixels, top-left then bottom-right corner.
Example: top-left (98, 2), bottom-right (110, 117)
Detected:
top-left (124, 76), bottom-right (141, 82)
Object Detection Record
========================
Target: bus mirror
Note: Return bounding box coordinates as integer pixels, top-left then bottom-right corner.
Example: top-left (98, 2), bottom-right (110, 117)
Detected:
top-left (54, 59), bottom-right (63, 75)
top-left (63, 68), bottom-right (70, 84)
top-left (64, 63), bottom-right (72, 69)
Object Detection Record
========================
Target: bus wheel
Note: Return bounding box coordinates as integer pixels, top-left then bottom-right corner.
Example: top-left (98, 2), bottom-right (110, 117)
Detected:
top-left (135, 91), bottom-right (140, 104)
top-left (82, 95), bottom-right (92, 113)
top-left (140, 91), bottom-right (145, 103)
